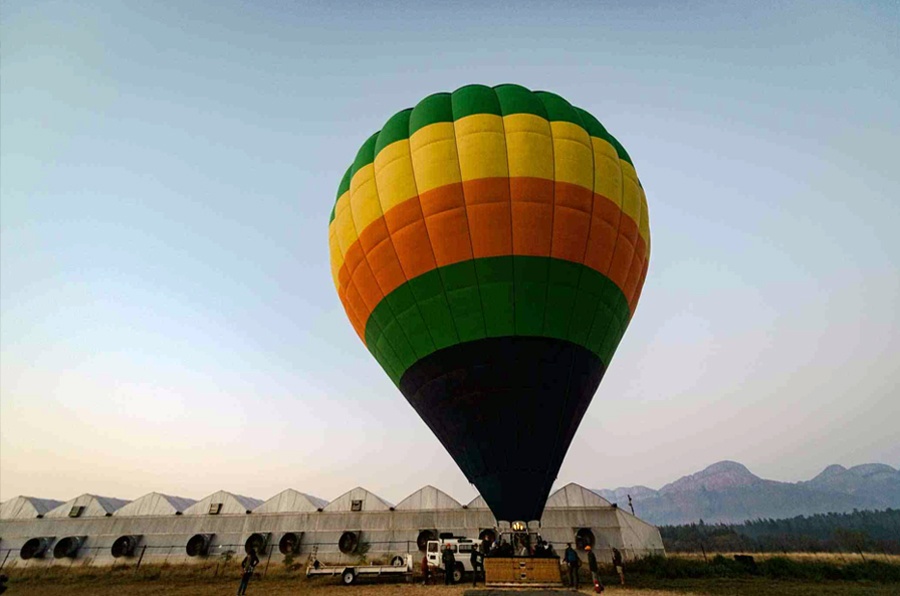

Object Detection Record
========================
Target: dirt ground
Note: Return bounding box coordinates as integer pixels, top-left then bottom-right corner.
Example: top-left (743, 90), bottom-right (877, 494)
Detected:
top-left (5, 578), bottom-right (686, 596)
top-left (8, 576), bottom-right (899, 596)
top-left (8, 575), bottom-right (900, 596)
top-left (5, 554), bottom-right (899, 596)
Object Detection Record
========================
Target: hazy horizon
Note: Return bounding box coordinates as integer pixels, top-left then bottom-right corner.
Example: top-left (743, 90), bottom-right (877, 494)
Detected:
top-left (3, 458), bottom-right (897, 507)
top-left (2, 0), bottom-right (898, 503)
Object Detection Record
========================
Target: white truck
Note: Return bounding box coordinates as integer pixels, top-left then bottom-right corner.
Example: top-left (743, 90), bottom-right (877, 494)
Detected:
top-left (425, 536), bottom-right (479, 583)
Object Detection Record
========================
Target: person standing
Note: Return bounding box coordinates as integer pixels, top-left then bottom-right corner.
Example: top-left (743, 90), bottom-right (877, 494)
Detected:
top-left (421, 553), bottom-right (431, 585)
top-left (442, 544), bottom-right (456, 585)
top-left (237, 548), bottom-right (259, 595)
top-left (470, 544), bottom-right (484, 586)
top-left (563, 543), bottom-right (580, 590)
top-left (612, 547), bottom-right (625, 585)
top-left (586, 545), bottom-right (604, 592)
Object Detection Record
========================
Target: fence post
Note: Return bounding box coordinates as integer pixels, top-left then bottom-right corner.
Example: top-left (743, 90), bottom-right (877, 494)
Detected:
top-left (263, 543), bottom-right (274, 577)
top-left (135, 545), bottom-right (147, 573)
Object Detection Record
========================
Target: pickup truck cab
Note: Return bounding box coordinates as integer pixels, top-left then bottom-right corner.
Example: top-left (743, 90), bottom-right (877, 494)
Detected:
top-left (425, 537), bottom-right (477, 583)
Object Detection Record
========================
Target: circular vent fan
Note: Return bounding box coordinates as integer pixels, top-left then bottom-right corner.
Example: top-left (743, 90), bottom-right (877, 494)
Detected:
top-left (111, 535), bottom-right (141, 558)
top-left (279, 532), bottom-right (301, 555)
top-left (416, 529), bottom-right (437, 552)
top-left (338, 531), bottom-right (359, 554)
top-left (186, 533), bottom-right (212, 557)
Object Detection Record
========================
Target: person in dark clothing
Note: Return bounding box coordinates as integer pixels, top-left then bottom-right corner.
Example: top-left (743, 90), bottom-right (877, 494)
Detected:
top-left (612, 547), bottom-right (624, 585)
top-left (421, 553), bottom-right (432, 585)
top-left (441, 544), bottom-right (456, 585)
top-left (237, 549), bottom-right (260, 595)
top-left (564, 543), bottom-right (580, 590)
top-left (470, 544), bottom-right (484, 586)
top-left (482, 537), bottom-right (493, 556)
top-left (586, 545), bottom-right (604, 592)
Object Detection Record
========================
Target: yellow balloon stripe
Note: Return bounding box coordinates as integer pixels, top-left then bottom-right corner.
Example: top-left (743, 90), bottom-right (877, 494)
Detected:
top-left (549, 121), bottom-right (593, 189)
top-left (409, 122), bottom-right (463, 194)
top-left (349, 163), bottom-right (383, 238)
top-left (454, 114), bottom-right (509, 181)
top-left (503, 113), bottom-right (554, 180)
top-left (329, 119), bottom-right (645, 281)
top-left (373, 139), bottom-right (418, 213)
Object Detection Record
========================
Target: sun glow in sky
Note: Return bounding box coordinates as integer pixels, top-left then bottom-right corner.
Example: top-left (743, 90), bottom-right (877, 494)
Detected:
top-left (1, 0), bottom-right (898, 503)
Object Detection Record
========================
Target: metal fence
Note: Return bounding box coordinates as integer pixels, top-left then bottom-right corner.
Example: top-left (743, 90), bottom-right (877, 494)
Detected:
top-left (0, 540), bottom-right (647, 575)
top-left (0, 538), bottom-right (431, 573)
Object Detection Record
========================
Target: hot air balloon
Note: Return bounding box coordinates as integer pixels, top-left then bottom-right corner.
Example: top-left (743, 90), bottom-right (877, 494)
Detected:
top-left (328, 84), bottom-right (650, 523)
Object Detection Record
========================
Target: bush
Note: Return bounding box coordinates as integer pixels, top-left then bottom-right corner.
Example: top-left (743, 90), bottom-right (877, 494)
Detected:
top-left (626, 554), bottom-right (900, 583)
top-left (282, 552), bottom-right (301, 572)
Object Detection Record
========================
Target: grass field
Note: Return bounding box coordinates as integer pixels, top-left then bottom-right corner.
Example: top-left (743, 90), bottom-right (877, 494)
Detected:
top-left (5, 574), bottom-right (900, 596)
top-left (3, 553), bottom-right (899, 596)
top-left (2, 580), bottom-right (689, 596)
top-left (668, 551), bottom-right (900, 564)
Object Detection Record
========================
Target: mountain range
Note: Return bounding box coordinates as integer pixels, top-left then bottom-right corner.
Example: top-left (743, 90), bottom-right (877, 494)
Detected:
top-left (593, 461), bottom-right (900, 526)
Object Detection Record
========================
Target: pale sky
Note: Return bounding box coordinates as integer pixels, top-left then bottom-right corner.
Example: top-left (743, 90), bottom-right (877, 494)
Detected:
top-left (1, 1), bottom-right (898, 504)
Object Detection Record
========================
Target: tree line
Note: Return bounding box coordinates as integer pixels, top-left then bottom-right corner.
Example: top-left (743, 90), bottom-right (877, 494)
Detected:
top-left (660, 508), bottom-right (900, 554)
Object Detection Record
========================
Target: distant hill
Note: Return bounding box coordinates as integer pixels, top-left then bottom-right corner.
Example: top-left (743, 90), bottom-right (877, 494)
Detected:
top-left (593, 461), bottom-right (900, 526)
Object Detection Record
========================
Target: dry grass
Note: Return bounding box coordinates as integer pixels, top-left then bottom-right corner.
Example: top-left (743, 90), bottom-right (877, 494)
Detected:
top-left (667, 551), bottom-right (900, 564)
top-left (1, 561), bottom-right (687, 595)
top-left (4, 574), bottom-right (687, 596)
top-left (7, 586), bottom-right (688, 596)
top-left (5, 553), bottom-right (900, 596)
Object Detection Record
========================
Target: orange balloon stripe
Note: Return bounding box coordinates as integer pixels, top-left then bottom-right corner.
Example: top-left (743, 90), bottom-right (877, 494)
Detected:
top-left (462, 177), bottom-right (513, 258)
top-left (419, 181), bottom-right (475, 267)
top-left (335, 177), bottom-right (647, 346)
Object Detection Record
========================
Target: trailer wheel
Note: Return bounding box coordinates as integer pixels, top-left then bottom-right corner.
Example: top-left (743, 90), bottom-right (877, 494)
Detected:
top-left (452, 562), bottom-right (464, 584)
top-left (391, 555), bottom-right (405, 567)
top-left (341, 569), bottom-right (356, 585)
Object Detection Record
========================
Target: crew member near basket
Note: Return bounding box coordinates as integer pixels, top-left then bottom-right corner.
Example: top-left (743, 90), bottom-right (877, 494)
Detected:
top-left (587, 545), bottom-right (604, 592)
top-left (442, 544), bottom-right (456, 585)
top-left (612, 547), bottom-right (625, 585)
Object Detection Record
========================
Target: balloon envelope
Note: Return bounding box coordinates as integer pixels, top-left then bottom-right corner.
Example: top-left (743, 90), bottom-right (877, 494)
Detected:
top-left (328, 84), bottom-right (650, 521)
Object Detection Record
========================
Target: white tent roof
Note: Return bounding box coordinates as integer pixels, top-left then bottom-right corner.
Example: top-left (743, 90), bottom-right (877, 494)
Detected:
top-left (463, 484), bottom-right (612, 511)
top-left (254, 489), bottom-right (328, 514)
top-left (115, 492), bottom-right (196, 516)
top-left (183, 491), bottom-right (262, 515)
top-left (465, 494), bottom-right (489, 509)
top-left (0, 496), bottom-right (64, 519)
top-left (395, 485), bottom-right (462, 510)
top-left (46, 494), bottom-right (130, 518)
top-left (546, 483), bottom-right (612, 508)
top-left (614, 508), bottom-right (665, 555)
top-left (323, 487), bottom-right (393, 512)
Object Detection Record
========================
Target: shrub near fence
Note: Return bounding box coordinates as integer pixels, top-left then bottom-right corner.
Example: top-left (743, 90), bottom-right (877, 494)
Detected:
top-left (627, 554), bottom-right (900, 583)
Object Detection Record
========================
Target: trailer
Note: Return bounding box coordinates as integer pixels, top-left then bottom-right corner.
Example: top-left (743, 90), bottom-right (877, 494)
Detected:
top-left (306, 554), bottom-right (414, 585)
